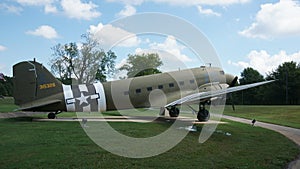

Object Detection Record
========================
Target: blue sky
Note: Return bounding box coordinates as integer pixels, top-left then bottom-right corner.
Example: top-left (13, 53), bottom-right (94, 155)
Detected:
top-left (1, 0), bottom-right (300, 78)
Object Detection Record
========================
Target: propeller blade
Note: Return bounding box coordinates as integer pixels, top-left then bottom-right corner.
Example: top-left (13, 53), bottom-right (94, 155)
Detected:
top-left (230, 76), bottom-right (238, 87)
top-left (229, 93), bottom-right (236, 111)
top-left (231, 101), bottom-right (235, 111)
top-left (229, 76), bottom-right (238, 111)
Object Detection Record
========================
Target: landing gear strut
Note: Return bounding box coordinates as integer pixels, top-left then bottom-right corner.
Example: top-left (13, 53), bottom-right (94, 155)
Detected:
top-left (168, 106), bottom-right (179, 117)
top-left (197, 103), bottom-right (210, 122)
top-left (47, 111), bottom-right (61, 119)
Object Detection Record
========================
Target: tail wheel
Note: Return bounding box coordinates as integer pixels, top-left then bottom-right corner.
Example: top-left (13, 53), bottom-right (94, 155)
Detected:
top-left (169, 107), bottom-right (180, 117)
top-left (48, 112), bottom-right (56, 119)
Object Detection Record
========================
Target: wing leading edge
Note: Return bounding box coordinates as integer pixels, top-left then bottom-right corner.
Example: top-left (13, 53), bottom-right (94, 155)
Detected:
top-left (165, 80), bottom-right (275, 107)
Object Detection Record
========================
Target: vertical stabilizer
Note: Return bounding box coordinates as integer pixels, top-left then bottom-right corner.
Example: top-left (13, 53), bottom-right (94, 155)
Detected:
top-left (13, 61), bottom-right (63, 106)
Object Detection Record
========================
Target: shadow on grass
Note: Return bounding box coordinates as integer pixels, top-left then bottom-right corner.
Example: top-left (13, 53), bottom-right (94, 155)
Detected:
top-left (2, 116), bottom-right (45, 122)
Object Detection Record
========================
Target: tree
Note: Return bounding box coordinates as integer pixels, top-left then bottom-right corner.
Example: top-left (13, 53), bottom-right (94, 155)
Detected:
top-left (266, 61), bottom-right (300, 104)
top-left (95, 50), bottom-right (117, 82)
top-left (235, 67), bottom-right (264, 105)
top-left (0, 75), bottom-right (13, 97)
top-left (119, 53), bottom-right (163, 78)
top-left (50, 34), bottom-right (117, 84)
top-left (50, 43), bottom-right (78, 83)
top-left (240, 67), bottom-right (264, 84)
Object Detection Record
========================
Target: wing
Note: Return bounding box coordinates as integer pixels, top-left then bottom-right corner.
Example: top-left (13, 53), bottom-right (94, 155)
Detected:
top-left (165, 80), bottom-right (275, 107)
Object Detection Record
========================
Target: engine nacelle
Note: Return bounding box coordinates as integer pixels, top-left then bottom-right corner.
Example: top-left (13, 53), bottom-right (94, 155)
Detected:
top-left (62, 82), bottom-right (107, 112)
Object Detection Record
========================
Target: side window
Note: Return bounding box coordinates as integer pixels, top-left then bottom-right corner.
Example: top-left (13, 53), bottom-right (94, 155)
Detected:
top-left (179, 81), bottom-right (184, 86)
top-left (169, 83), bottom-right (174, 88)
top-left (158, 85), bottom-right (163, 89)
top-left (190, 79), bottom-right (195, 84)
top-left (136, 89), bottom-right (141, 94)
top-left (147, 87), bottom-right (152, 91)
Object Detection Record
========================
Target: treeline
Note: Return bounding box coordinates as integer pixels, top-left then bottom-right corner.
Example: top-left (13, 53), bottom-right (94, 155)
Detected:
top-left (0, 76), bottom-right (13, 97)
top-left (232, 61), bottom-right (300, 105)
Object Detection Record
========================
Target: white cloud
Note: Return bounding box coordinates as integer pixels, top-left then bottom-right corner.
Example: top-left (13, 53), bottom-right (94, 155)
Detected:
top-left (134, 36), bottom-right (193, 71)
top-left (107, 0), bottom-right (249, 6)
top-left (45, 3), bottom-right (57, 13)
top-left (16, 0), bottom-right (57, 14)
top-left (116, 58), bottom-right (128, 69)
top-left (0, 45), bottom-right (7, 51)
top-left (0, 3), bottom-right (23, 14)
top-left (106, 0), bottom-right (144, 5)
top-left (228, 50), bottom-right (300, 75)
top-left (88, 23), bottom-right (140, 47)
top-left (26, 25), bottom-right (59, 39)
top-left (149, 36), bottom-right (192, 62)
top-left (116, 5), bottom-right (136, 17)
top-left (61, 0), bottom-right (101, 20)
top-left (16, 0), bottom-right (53, 6)
top-left (197, 5), bottom-right (221, 16)
top-left (239, 0), bottom-right (300, 39)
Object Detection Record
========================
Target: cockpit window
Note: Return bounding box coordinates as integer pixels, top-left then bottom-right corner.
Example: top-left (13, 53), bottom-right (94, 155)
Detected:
top-left (220, 71), bottom-right (225, 75)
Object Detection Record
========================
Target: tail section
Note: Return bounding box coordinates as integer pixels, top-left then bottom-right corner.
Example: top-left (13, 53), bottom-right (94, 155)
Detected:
top-left (13, 61), bottom-right (63, 107)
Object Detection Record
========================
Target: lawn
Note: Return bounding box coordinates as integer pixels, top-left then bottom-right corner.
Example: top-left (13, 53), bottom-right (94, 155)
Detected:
top-left (1, 97), bottom-right (300, 129)
top-left (0, 117), bottom-right (299, 169)
top-left (223, 105), bottom-right (300, 129)
top-left (0, 97), bottom-right (19, 112)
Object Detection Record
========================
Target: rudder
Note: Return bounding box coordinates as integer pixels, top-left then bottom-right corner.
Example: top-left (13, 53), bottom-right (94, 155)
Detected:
top-left (13, 61), bottom-right (63, 106)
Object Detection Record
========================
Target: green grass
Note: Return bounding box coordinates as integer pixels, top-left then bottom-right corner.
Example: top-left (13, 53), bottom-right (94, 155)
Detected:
top-left (0, 117), bottom-right (299, 169)
top-left (223, 105), bottom-right (300, 129)
top-left (0, 97), bottom-right (19, 112)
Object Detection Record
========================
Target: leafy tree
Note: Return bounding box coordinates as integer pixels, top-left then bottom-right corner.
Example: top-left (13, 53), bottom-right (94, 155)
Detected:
top-left (266, 61), bottom-right (300, 104)
top-left (51, 42), bottom-right (78, 83)
top-left (119, 53), bottom-right (163, 78)
top-left (50, 34), bottom-right (117, 84)
top-left (235, 67), bottom-right (264, 105)
top-left (0, 75), bottom-right (13, 97)
top-left (240, 67), bottom-right (264, 84)
top-left (95, 50), bottom-right (117, 82)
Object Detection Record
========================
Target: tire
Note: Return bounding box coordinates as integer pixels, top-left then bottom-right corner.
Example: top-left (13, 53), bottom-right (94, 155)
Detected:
top-left (48, 112), bottom-right (56, 119)
top-left (197, 109), bottom-right (210, 122)
top-left (169, 107), bottom-right (179, 117)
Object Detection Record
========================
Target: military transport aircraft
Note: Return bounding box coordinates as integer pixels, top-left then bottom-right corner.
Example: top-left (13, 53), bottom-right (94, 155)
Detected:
top-left (12, 60), bottom-right (274, 121)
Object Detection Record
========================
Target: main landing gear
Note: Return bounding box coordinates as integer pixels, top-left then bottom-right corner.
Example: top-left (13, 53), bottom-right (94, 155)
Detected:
top-left (197, 102), bottom-right (210, 122)
top-left (168, 106), bottom-right (180, 117)
top-left (47, 111), bottom-right (61, 119)
top-left (167, 101), bottom-right (210, 122)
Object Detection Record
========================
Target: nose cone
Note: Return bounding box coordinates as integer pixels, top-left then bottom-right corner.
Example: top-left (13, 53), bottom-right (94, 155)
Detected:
top-left (225, 74), bottom-right (238, 86)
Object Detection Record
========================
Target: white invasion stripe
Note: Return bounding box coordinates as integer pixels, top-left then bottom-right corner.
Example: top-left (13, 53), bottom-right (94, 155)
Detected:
top-left (66, 98), bottom-right (75, 104)
top-left (93, 82), bottom-right (107, 112)
top-left (78, 84), bottom-right (88, 92)
top-left (90, 94), bottom-right (99, 99)
top-left (62, 84), bottom-right (75, 112)
top-left (82, 105), bottom-right (91, 112)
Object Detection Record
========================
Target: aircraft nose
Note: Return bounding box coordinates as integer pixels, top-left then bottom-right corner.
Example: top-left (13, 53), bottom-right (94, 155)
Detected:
top-left (225, 74), bottom-right (238, 86)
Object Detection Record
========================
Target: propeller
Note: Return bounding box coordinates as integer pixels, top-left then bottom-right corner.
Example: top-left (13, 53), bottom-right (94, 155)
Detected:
top-left (229, 76), bottom-right (238, 88)
top-left (229, 76), bottom-right (238, 111)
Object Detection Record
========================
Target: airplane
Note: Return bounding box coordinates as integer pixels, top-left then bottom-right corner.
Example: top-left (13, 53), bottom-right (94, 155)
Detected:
top-left (12, 60), bottom-right (274, 121)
